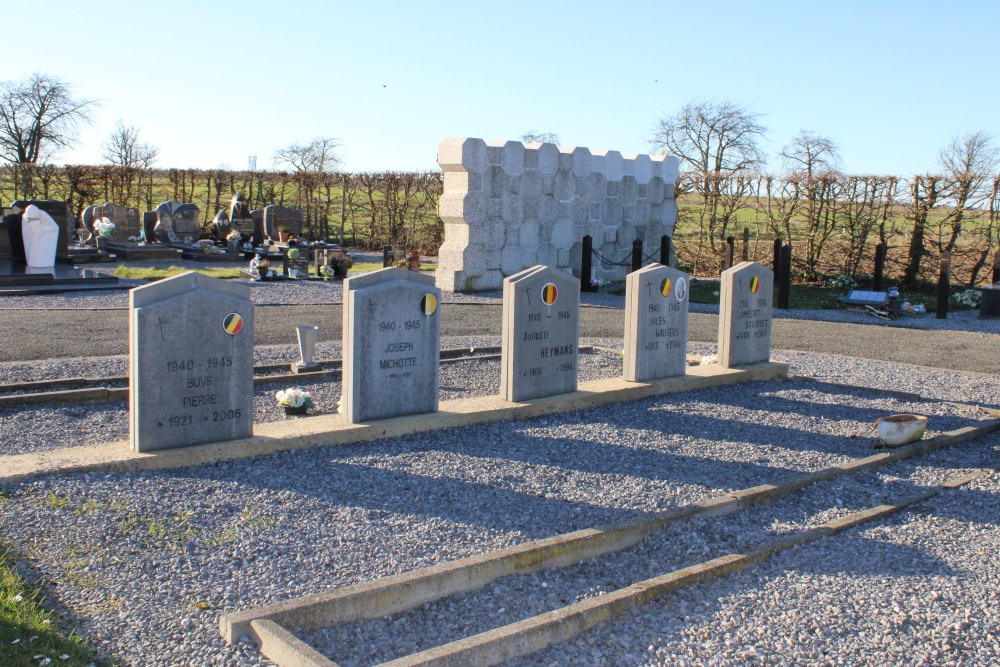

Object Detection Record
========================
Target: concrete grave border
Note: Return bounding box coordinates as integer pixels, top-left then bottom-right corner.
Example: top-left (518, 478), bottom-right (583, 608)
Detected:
top-left (0, 361), bottom-right (787, 485)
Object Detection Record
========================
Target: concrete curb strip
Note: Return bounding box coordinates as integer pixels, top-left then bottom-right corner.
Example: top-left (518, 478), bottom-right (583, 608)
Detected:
top-left (0, 361), bottom-right (788, 485)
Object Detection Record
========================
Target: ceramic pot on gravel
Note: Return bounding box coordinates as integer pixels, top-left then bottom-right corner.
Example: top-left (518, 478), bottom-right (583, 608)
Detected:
top-left (874, 414), bottom-right (928, 446)
top-left (284, 405), bottom-right (308, 416)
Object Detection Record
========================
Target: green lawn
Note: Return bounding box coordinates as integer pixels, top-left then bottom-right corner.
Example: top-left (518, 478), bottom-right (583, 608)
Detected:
top-left (1, 539), bottom-right (103, 667)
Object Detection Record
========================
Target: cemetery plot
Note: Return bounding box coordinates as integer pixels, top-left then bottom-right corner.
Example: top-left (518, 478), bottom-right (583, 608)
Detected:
top-left (718, 261), bottom-right (773, 368)
top-left (129, 272), bottom-right (254, 451)
top-left (500, 265), bottom-right (580, 401)
top-left (623, 263), bottom-right (690, 381)
top-left (342, 268), bottom-right (441, 422)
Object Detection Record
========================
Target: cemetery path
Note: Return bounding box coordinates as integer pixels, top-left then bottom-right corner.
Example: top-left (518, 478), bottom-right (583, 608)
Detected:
top-left (0, 305), bottom-right (995, 375)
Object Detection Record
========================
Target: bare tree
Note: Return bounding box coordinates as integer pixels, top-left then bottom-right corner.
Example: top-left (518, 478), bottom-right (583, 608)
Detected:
top-left (521, 131), bottom-right (560, 144)
top-left (102, 121), bottom-right (158, 168)
top-left (0, 73), bottom-right (96, 164)
top-left (933, 131), bottom-right (1000, 254)
top-left (650, 98), bottom-right (767, 176)
top-left (779, 130), bottom-right (841, 178)
top-left (651, 99), bottom-right (766, 255)
top-left (272, 136), bottom-right (342, 173)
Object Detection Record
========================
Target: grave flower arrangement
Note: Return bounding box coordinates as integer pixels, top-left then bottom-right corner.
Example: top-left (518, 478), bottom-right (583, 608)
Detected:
top-left (824, 274), bottom-right (857, 290)
top-left (93, 220), bottom-right (116, 237)
top-left (952, 288), bottom-right (981, 309)
top-left (226, 230), bottom-right (242, 243)
top-left (276, 387), bottom-right (313, 415)
top-left (320, 264), bottom-right (335, 279)
top-left (329, 254), bottom-right (354, 278)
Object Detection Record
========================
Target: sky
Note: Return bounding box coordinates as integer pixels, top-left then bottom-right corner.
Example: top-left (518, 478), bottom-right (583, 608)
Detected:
top-left (5, 0), bottom-right (999, 176)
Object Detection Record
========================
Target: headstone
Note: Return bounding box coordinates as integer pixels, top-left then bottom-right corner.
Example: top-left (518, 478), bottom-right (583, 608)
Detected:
top-left (0, 211), bottom-right (14, 259)
top-left (21, 205), bottom-right (59, 268)
top-left (623, 263), bottom-right (689, 381)
top-left (11, 200), bottom-right (70, 258)
top-left (342, 268), bottom-right (441, 423)
top-left (718, 261), bottom-right (773, 368)
top-left (383, 244), bottom-right (406, 267)
top-left (154, 201), bottom-right (202, 243)
top-left (980, 283), bottom-right (1000, 319)
top-left (283, 246), bottom-right (310, 278)
top-left (263, 205), bottom-right (304, 239)
top-left (228, 192), bottom-right (255, 240)
top-left (129, 272), bottom-right (254, 451)
top-left (98, 202), bottom-right (141, 242)
top-left (142, 212), bottom-right (158, 242)
top-left (250, 209), bottom-right (264, 246)
top-left (500, 265), bottom-right (580, 401)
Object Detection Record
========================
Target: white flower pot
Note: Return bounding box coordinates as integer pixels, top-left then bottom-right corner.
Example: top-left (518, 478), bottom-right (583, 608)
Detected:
top-left (875, 414), bottom-right (927, 447)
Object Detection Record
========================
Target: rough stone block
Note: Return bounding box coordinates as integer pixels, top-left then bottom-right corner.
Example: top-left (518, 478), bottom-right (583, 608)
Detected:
top-left (537, 143), bottom-right (560, 175)
top-left (438, 138), bottom-right (489, 174)
top-left (619, 176), bottom-right (639, 206)
top-left (554, 172), bottom-right (576, 202)
top-left (502, 141), bottom-right (526, 176)
top-left (633, 154), bottom-right (653, 184)
top-left (522, 170), bottom-right (544, 199)
top-left (501, 194), bottom-right (525, 225)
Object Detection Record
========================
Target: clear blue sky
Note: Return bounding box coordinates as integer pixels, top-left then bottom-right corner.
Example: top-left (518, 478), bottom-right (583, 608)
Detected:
top-left (6, 0), bottom-right (998, 175)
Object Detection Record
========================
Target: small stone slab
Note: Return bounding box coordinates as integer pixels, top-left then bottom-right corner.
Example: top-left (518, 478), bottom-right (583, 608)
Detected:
top-left (623, 263), bottom-right (689, 381)
top-left (718, 261), bottom-right (773, 368)
top-left (342, 268), bottom-right (441, 423)
top-left (500, 265), bottom-right (580, 401)
top-left (129, 272), bottom-right (254, 451)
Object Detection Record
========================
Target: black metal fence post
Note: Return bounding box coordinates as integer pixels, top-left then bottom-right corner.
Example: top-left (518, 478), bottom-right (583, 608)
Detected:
top-left (742, 227), bottom-right (750, 261)
top-left (873, 243), bottom-right (887, 291)
top-left (777, 245), bottom-right (792, 309)
top-left (581, 234), bottom-right (596, 292)
top-left (722, 236), bottom-right (735, 273)
top-left (773, 238), bottom-right (782, 273)
top-left (937, 252), bottom-right (951, 319)
top-left (631, 239), bottom-right (643, 273)
top-left (993, 249), bottom-right (1000, 285)
top-left (659, 235), bottom-right (671, 266)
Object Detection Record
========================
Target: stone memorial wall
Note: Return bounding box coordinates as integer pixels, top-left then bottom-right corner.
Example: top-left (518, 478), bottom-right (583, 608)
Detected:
top-left (129, 272), bottom-right (254, 451)
top-left (623, 263), bottom-right (690, 381)
top-left (718, 261), bottom-right (773, 368)
top-left (436, 138), bottom-right (679, 292)
top-left (500, 265), bottom-right (580, 401)
top-left (342, 268), bottom-right (441, 423)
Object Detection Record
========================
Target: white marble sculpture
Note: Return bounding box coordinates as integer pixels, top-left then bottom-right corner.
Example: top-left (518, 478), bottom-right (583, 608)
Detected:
top-left (22, 204), bottom-right (59, 268)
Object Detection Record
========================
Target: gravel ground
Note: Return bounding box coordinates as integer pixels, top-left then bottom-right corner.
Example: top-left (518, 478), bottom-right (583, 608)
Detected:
top-left (1, 343), bottom-right (998, 667)
top-left (2, 272), bottom-right (1000, 667)
top-left (299, 435), bottom-right (1000, 667)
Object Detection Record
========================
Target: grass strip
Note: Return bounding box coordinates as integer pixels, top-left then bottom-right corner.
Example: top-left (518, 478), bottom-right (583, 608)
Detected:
top-left (0, 536), bottom-right (103, 666)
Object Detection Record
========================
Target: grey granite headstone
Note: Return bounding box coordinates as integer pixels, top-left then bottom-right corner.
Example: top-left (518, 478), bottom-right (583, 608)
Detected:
top-left (718, 261), bottom-right (773, 368)
top-left (263, 205), bottom-right (304, 239)
top-left (129, 272), bottom-right (254, 451)
top-left (342, 267), bottom-right (441, 423)
top-left (623, 263), bottom-right (690, 381)
top-left (99, 202), bottom-right (141, 242)
top-left (154, 201), bottom-right (202, 243)
top-left (500, 265), bottom-right (580, 401)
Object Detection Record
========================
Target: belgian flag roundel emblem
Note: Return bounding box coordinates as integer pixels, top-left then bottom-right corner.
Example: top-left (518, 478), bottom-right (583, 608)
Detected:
top-left (421, 293), bottom-right (437, 315)
top-left (541, 283), bottom-right (558, 305)
top-left (660, 277), bottom-right (672, 297)
top-left (750, 275), bottom-right (760, 294)
top-left (223, 313), bottom-right (243, 335)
